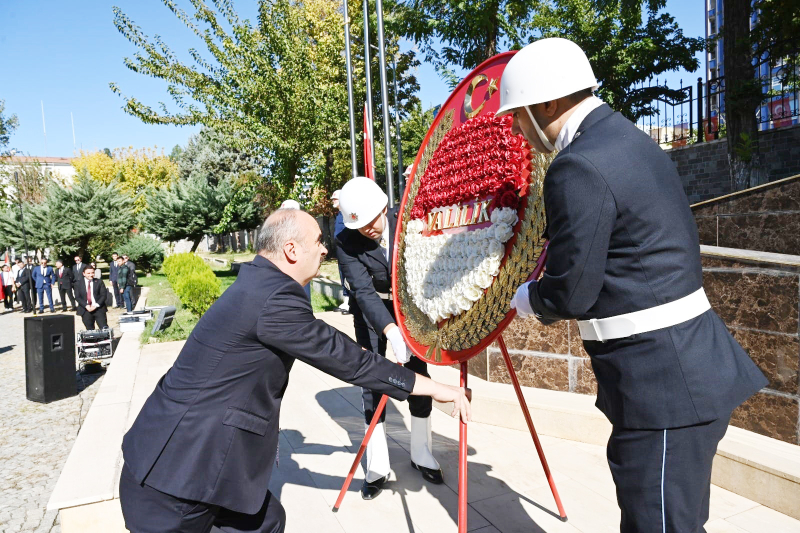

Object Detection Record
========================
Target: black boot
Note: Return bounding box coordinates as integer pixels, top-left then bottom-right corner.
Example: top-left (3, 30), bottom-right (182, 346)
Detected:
top-left (360, 474), bottom-right (389, 500)
top-left (411, 461), bottom-right (444, 484)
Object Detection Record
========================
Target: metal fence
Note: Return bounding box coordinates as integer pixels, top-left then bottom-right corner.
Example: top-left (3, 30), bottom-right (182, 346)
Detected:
top-left (635, 57), bottom-right (799, 148)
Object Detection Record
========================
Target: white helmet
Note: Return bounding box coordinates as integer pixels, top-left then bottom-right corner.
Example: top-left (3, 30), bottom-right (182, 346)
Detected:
top-left (339, 177), bottom-right (388, 229)
top-left (280, 199), bottom-right (301, 210)
top-left (497, 38), bottom-right (599, 116)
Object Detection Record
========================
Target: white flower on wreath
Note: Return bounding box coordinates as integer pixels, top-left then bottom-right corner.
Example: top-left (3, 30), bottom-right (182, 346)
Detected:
top-left (403, 207), bottom-right (518, 323)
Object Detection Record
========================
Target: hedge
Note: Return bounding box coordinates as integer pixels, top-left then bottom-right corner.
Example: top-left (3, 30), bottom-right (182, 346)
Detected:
top-left (162, 253), bottom-right (221, 316)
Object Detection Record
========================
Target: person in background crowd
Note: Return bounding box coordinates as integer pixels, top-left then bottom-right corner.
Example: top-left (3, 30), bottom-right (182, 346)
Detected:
top-left (14, 259), bottom-right (31, 313)
top-left (11, 258), bottom-right (22, 280)
top-left (26, 257), bottom-right (37, 313)
top-left (117, 257), bottom-right (133, 313)
top-left (332, 189), bottom-right (350, 315)
top-left (74, 265), bottom-right (108, 330)
top-left (72, 255), bottom-right (86, 308)
top-left (109, 252), bottom-right (123, 309)
top-left (123, 254), bottom-right (137, 311)
top-left (91, 262), bottom-right (102, 280)
top-left (32, 256), bottom-right (56, 314)
top-left (54, 259), bottom-right (77, 312)
top-left (2, 264), bottom-right (14, 312)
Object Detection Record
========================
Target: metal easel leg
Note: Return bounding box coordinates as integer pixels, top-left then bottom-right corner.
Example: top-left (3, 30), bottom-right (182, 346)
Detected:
top-left (498, 334), bottom-right (568, 521)
top-left (458, 361), bottom-right (469, 532)
top-left (332, 393), bottom-right (389, 512)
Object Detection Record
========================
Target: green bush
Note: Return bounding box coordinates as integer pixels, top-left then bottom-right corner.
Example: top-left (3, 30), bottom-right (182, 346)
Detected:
top-left (119, 234), bottom-right (165, 272)
top-left (162, 253), bottom-right (221, 316)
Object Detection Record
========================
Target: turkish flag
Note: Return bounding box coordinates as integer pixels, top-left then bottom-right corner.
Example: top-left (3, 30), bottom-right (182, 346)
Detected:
top-left (364, 103), bottom-right (375, 180)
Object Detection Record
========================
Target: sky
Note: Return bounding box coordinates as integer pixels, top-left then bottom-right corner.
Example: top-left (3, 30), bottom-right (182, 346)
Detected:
top-left (0, 0), bottom-right (706, 159)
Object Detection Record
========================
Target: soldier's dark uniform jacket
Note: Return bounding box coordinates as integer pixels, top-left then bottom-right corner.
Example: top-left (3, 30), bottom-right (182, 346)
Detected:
top-left (336, 207), bottom-right (432, 424)
top-left (527, 103), bottom-right (767, 532)
top-left (528, 104), bottom-right (767, 429)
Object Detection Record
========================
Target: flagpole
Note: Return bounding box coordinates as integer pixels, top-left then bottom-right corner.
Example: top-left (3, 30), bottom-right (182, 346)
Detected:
top-left (342, 0), bottom-right (358, 179)
top-left (362, 0), bottom-right (376, 177)
top-left (392, 53), bottom-right (404, 195)
top-left (375, 0), bottom-right (394, 208)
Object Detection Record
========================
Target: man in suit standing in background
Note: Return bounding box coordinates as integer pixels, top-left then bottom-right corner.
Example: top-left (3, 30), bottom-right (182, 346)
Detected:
top-left (118, 208), bottom-right (471, 533)
top-left (32, 256), bottom-right (56, 314)
top-left (14, 259), bottom-right (32, 313)
top-left (54, 259), bottom-right (76, 312)
top-left (26, 257), bottom-right (37, 313)
top-left (73, 265), bottom-right (108, 330)
top-left (109, 252), bottom-right (123, 308)
top-left (502, 38), bottom-right (767, 533)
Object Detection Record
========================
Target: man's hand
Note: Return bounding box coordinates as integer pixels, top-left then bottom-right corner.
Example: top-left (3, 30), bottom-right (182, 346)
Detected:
top-left (510, 281), bottom-right (535, 318)
top-left (410, 376), bottom-right (471, 423)
top-left (385, 324), bottom-right (411, 364)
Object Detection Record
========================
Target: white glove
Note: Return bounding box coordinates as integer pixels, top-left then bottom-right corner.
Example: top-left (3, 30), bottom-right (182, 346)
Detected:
top-left (386, 325), bottom-right (412, 364)
top-left (510, 281), bottom-right (535, 318)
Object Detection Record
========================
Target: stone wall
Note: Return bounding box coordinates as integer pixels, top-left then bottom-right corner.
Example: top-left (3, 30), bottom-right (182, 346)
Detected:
top-left (463, 251), bottom-right (800, 446)
top-left (692, 174), bottom-right (800, 255)
top-left (667, 124), bottom-right (800, 204)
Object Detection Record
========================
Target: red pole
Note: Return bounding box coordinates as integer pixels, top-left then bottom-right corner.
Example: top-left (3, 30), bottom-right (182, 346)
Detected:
top-left (332, 393), bottom-right (389, 512)
top-left (457, 361), bottom-right (469, 532)
top-left (497, 335), bottom-right (568, 521)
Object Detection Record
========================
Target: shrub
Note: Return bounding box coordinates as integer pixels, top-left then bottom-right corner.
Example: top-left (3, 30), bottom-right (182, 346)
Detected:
top-left (162, 253), bottom-right (221, 316)
top-left (119, 234), bottom-right (165, 272)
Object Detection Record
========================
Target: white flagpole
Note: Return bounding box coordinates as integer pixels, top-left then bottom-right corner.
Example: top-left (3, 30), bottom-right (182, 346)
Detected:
top-left (41, 101), bottom-right (48, 157)
top-left (71, 112), bottom-right (76, 151)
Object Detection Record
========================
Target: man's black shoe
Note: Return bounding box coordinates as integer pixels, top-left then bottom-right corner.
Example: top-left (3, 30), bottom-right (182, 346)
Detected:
top-left (360, 474), bottom-right (388, 500)
top-left (411, 461), bottom-right (444, 485)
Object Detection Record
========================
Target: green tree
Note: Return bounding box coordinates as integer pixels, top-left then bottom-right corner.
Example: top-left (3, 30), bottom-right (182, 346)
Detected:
top-left (141, 176), bottom-right (228, 253)
top-left (0, 171), bottom-right (134, 259)
top-left (391, 0), bottom-right (704, 121)
top-left (0, 99), bottom-right (19, 153)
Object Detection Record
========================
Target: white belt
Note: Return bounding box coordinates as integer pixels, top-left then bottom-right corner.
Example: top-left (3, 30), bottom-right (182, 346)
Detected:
top-left (577, 288), bottom-right (711, 342)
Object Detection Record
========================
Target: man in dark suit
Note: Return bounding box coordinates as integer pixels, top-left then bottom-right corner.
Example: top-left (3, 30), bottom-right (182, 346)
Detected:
top-left (54, 259), bottom-right (76, 312)
top-left (108, 252), bottom-right (123, 308)
top-left (32, 257), bottom-right (56, 313)
top-left (25, 257), bottom-right (38, 313)
top-left (14, 260), bottom-right (32, 313)
top-left (500, 38), bottom-right (767, 533)
top-left (336, 177), bottom-right (443, 500)
top-left (73, 265), bottom-right (108, 330)
top-left (118, 208), bottom-right (471, 533)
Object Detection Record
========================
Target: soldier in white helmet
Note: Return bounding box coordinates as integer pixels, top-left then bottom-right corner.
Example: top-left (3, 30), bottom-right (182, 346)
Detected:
top-left (336, 176), bottom-right (444, 500)
top-left (500, 38), bottom-right (766, 532)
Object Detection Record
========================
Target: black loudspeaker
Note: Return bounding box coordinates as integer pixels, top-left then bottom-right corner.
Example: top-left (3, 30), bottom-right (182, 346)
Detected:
top-left (25, 315), bottom-right (77, 403)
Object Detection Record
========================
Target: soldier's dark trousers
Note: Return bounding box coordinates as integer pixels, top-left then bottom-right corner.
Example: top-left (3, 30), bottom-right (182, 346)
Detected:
top-left (354, 312), bottom-right (431, 424)
top-left (120, 464), bottom-right (285, 533)
top-left (607, 415), bottom-right (730, 533)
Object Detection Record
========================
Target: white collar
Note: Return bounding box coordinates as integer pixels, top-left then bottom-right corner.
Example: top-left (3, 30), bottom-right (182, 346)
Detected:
top-left (555, 96), bottom-right (605, 151)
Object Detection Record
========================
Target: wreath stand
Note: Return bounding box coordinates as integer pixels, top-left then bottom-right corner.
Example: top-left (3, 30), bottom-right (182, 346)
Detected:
top-left (331, 253), bottom-right (568, 531)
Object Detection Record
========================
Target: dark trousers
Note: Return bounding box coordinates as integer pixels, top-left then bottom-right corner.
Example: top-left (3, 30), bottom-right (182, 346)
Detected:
top-left (80, 307), bottom-right (108, 330)
top-left (3, 286), bottom-right (12, 309)
top-left (119, 465), bottom-right (285, 533)
top-left (37, 285), bottom-right (55, 312)
top-left (58, 286), bottom-right (76, 311)
top-left (29, 286), bottom-right (36, 311)
top-left (353, 305), bottom-right (431, 424)
top-left (17, 287), bottom-right (31, 312)
top-left (607, 415), bottom-right (730, 533)
top-left (112, 280), bottom-right (122, 307)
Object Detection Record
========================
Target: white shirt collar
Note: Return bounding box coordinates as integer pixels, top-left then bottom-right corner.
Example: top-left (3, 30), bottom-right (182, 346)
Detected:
top-left (555, 96), bottom-right (605, 151)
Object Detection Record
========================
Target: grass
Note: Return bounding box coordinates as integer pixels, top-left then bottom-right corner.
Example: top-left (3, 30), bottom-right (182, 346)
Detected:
top-left (138, 260), bottom-right (341, 343)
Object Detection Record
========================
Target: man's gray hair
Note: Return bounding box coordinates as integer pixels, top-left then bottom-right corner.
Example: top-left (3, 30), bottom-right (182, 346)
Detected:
top-left (256, 209), bottom-right (307, 255)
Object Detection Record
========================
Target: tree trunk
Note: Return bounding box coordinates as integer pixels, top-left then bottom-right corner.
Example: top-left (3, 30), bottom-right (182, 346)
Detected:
top-left (190, 236), bottom-right (202, 253)
top-left (722, 0), bottom-right (764, 191)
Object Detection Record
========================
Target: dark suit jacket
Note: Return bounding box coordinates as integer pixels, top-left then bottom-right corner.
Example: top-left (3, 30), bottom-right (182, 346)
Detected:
top-left (108, 261), bottom-right (119, 282)
top-left (32, 266), bottom-right (55, 289)
top-left (15, 267), bottom-right (32, 291)
top-left (528, 104), bottom-right (767, 429)
top-left (55, 267), bottom-right (74, 289)
top-left (122, 255), bottom-right (416, 514)
top-left (73, 278), bottom-right (107, 316)
top-left (73, 262), bottom-right (87, 279)
top-left (336, 208), bottom-right (398, 334)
